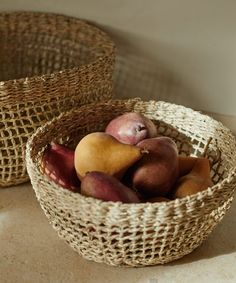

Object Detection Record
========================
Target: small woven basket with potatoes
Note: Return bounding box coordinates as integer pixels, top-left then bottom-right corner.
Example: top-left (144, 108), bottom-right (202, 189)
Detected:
top-left (26, 98), bottom-right (236, 267)
top-left (0, 11), bottom-right (115, 187)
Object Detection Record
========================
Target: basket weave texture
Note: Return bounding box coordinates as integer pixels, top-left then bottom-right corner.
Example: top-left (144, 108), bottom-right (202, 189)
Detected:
top-left (0, 12), bottom-right (115, 187)
top-left (26, 99), bottom-right (236, 267)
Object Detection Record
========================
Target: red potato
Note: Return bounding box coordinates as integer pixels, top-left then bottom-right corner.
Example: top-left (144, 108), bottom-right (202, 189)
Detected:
top-left (105, 112), bottom-right (157, 145)
top-left (131, 137), bottom-right (179, 197)
top-left (81, 171), bottom-right (140, 203)
top-left (145, 196), bottom-right (170, 203)
top-left (41, 142), bottom-right (80, 192)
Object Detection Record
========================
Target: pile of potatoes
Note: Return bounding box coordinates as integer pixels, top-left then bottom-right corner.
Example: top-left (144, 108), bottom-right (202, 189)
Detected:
top-left (41, 113), bottom-right (213, 203)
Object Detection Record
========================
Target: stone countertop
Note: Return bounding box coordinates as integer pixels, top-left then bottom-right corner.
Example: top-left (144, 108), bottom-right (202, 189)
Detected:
top-left (0, 183), bottom-right (236, 283)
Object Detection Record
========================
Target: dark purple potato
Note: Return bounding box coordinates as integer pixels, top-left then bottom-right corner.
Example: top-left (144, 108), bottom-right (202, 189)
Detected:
top-left (105, 112), bottom-right (157, 145)
top-left (131, 137), bottom-right (179, 197)
top-left (41, 142), bottom-right (80, 192)
top-left (81, 171), bottom-right (140, 203)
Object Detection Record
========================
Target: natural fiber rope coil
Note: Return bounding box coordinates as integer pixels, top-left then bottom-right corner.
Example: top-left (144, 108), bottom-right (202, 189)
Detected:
top-left (26, 99), bottom-right (236, 267)
top-left (0, 12), bottom-right (115, 187)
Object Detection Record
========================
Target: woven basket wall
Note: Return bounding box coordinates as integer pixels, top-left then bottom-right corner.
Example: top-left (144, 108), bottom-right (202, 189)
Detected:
top-left (0, 12), bottom-right (115, 187)
top-left (26, 99), bottom-right (236, 267)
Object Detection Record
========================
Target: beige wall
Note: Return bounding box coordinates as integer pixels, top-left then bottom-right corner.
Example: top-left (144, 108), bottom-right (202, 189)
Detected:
top-left (1, 0), bottom-right (236, 118)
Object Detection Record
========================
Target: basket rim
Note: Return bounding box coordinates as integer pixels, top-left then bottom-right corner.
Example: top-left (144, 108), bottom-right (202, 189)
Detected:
top-left (26, 98), bottom-right (236, 210)
top-left (0, 11), bottom-right (116, 86)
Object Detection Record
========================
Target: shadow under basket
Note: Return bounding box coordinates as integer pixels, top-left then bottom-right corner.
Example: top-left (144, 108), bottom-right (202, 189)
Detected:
top-left (26, 99), bottom-right (236, 267)
top-left (0, 11), bottom-right (115, 187)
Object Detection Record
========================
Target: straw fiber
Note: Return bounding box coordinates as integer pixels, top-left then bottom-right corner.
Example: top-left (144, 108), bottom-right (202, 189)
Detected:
top-left (26, 99), bottom-right (236, 267)
top-left (0, 12), bottom-right (115, 187)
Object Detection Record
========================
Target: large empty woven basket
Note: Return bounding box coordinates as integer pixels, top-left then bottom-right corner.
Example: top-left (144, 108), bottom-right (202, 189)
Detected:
top-left (0, 11), bottom-right (115, 187)
top-left (26, 99), bottom-right (236, 267)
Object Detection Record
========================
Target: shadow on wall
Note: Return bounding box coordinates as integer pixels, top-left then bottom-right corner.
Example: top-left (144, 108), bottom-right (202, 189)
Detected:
top-left (100, 26), bottom-right (200, 108)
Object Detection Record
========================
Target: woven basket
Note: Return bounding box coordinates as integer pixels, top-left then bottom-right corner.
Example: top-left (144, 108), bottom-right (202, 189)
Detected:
top-left (26, 99), bottom-right (236, 267)
top-left (0, 11), bottom-right (115, 187)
